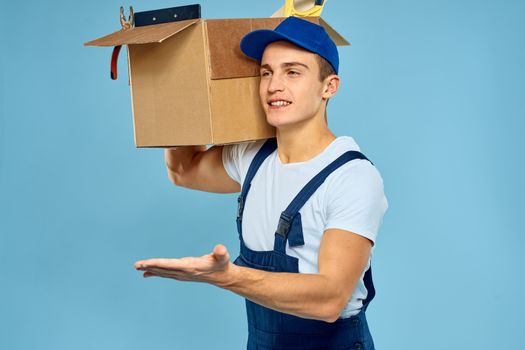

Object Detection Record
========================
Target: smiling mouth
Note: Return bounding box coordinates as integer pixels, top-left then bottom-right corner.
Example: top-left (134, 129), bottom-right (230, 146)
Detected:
top-left (268, 100), bottom-right (292, 107)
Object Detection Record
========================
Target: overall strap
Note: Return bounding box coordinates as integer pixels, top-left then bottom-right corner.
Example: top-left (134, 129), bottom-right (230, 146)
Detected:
top-left (273, 150), bottom-right (371, 252)
top-left (236, 138), bottom-right (278, 238)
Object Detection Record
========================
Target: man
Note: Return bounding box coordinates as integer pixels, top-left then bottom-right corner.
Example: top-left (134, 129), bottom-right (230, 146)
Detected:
top-left (135, 17), bottom-right (387, 350)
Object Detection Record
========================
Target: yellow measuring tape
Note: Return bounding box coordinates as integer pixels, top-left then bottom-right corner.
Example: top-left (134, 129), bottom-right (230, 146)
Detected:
top-left (283, 0), bottom-right (327, 17)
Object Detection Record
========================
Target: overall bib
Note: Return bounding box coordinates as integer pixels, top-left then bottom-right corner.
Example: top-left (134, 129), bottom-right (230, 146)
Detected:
top-left (233, 138), bottom-right (376, 350)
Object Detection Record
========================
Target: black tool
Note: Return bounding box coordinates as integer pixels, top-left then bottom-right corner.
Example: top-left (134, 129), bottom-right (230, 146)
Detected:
top-left (134, 4), bottom-right (201, 27)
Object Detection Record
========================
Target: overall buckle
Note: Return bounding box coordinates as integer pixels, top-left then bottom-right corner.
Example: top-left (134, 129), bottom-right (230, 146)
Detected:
top-left (237, 195), bottom-right (245, 219)
top-left (276, 212), bottom-right (292, 238)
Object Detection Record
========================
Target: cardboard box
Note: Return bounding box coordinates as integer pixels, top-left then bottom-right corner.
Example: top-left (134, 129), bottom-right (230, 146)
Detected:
top-left (85, 14), bottom-right (348, 147)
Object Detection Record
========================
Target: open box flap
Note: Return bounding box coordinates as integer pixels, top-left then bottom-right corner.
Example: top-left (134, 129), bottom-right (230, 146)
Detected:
top-left (318, 17), bottom-right (349, 46)
top-left (84, 19), bottom-right (200, 47)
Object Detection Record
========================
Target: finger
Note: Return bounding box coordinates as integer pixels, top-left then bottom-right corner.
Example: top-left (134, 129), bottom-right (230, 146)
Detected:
top-left (144, 271), bottom-right (182, 280)
top-left (213, 244), bottom-right (230, 263)
top-left (144, 269), bottom-right (192, 281)
top-left (135, 258), bottom-right (184, 270)
top-left (145, 266), bottom-right (184, 275)
top-left (135, 259), bottom-right (164, 269)
top-left (134, 260), bottom-right (146, 269)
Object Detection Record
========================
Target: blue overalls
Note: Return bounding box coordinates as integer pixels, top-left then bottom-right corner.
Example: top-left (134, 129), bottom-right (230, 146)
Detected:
top-left (233, 138), bottom-right (377, 350)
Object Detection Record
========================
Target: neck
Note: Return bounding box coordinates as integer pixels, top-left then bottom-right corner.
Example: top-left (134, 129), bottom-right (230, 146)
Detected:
top-left (275, 112), bottom-right (336, 164)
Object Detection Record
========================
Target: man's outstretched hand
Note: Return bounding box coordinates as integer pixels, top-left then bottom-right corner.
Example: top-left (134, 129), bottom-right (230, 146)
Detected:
top-left (134, 244), bottom-right (234, 287)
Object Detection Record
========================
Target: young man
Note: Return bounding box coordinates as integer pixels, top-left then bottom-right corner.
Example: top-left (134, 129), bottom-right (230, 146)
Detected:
top-left (135, 17), bottom-right (387, 350)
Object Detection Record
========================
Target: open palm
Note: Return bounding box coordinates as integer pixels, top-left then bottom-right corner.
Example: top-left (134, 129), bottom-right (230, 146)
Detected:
top-left (134, 244), bottom-right (231, 284)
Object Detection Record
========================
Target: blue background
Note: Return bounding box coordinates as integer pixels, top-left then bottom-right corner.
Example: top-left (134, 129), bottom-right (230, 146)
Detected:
top-left (1, 0), bottom-right (524, 349)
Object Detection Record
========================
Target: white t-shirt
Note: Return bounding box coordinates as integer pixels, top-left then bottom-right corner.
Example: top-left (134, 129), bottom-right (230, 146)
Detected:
top-left (222, 136), bottom-right (388, 317)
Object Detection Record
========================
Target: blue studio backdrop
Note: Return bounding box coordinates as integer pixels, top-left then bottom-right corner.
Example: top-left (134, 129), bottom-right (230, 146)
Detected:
top-left (1, 1), bottom-right (524, 349)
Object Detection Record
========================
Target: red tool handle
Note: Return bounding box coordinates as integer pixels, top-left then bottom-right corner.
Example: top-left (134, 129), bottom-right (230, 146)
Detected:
top-left (110, 45), bottom-right (122, 80)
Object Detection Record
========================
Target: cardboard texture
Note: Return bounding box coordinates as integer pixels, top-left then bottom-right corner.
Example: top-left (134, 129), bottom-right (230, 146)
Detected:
top-left (85, 14), bottom-right (348, 147)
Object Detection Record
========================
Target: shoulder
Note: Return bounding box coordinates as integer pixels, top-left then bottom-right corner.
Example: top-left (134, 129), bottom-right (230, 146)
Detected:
top-left (325, 137), bottom-right (386, 200)
top-left (221, 139), bottom-right (268, 183)
top-left (222, 139), bottom-right (267, 164)
top-left (324, 136), bottom-right (383, 186)
top-left (321, 137), bottom-right (388, 242)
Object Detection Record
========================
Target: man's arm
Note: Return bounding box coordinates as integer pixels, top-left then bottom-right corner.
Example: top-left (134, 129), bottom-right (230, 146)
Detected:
top-left (135, 228), bottom-right (372, 323)
top-left (220, 229), bottom-right (372, 322)
top-left (165, 146), bottom-right (240, 193)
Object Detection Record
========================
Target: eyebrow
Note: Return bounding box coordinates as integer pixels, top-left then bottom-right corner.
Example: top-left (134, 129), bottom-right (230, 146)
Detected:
top-left (260, 62), bottom-right (310, 70)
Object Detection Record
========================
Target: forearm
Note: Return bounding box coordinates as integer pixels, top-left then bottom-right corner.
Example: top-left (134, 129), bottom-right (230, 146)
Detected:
top-left (215, 263), bottom-right (349, 323)
top-left (136, 233), bottom-right (369, 322)
top-left (164, 146), bottom-right (206, 186)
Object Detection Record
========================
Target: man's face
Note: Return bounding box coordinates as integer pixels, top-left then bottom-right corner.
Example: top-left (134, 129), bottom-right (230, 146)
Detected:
top-left (259, 41), bottom-right (327, 129)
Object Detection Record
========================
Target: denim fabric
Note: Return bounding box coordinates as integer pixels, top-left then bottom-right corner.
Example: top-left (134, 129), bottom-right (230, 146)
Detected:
top-left (234, 138), bottom-right (376, 350)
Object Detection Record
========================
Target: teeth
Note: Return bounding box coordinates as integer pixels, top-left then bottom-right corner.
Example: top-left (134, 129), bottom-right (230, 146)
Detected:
top-left (270, 100), bottom-right (291, 106)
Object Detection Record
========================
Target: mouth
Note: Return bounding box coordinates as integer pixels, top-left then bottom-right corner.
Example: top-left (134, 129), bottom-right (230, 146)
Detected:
top-left (268, 99), bottom-right (292, 109)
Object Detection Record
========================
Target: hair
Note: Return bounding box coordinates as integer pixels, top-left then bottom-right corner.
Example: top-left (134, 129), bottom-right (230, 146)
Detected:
top-left (314, 55), bottom-right (336, 123)
top-left (315, 54), bottom-right (336, 82)
top-left (315, 54), bottom-right (336, 123)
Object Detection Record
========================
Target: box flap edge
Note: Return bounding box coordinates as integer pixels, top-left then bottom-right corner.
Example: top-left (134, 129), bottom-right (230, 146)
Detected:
top-left (84, 19), bottom-right (201, 47)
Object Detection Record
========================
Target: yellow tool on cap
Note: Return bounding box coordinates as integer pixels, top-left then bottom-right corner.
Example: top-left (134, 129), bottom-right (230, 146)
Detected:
top-left (283, 0), bottom-right (327, 17)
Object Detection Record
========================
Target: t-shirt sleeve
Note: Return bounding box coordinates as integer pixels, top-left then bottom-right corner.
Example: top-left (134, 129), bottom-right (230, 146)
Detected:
top-left (323, 160), bottom-right (388, 244)
top-left (222, 140), bottom-right (266, 185)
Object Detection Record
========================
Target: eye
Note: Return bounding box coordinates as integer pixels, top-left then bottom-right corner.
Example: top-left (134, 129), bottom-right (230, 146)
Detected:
top-left (288, 70), bottom-right (300, 76)
top-left (260, 70), bottom-right (272, 77)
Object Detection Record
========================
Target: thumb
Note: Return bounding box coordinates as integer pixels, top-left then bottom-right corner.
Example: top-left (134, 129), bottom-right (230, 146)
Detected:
top-left (213, 244), bottom-right (230, 263)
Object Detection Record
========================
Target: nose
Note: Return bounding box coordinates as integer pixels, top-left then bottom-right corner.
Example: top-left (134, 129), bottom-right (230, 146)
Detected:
top-left (267, 73), bottom-right (284, 93)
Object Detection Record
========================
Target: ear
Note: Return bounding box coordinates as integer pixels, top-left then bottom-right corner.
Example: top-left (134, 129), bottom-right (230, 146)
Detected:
top-left (321, 75), bottom-right (340, 100)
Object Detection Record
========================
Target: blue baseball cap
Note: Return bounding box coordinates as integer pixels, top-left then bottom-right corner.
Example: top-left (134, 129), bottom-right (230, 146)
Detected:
top-left (240, 16), bottom-right (339, 74)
